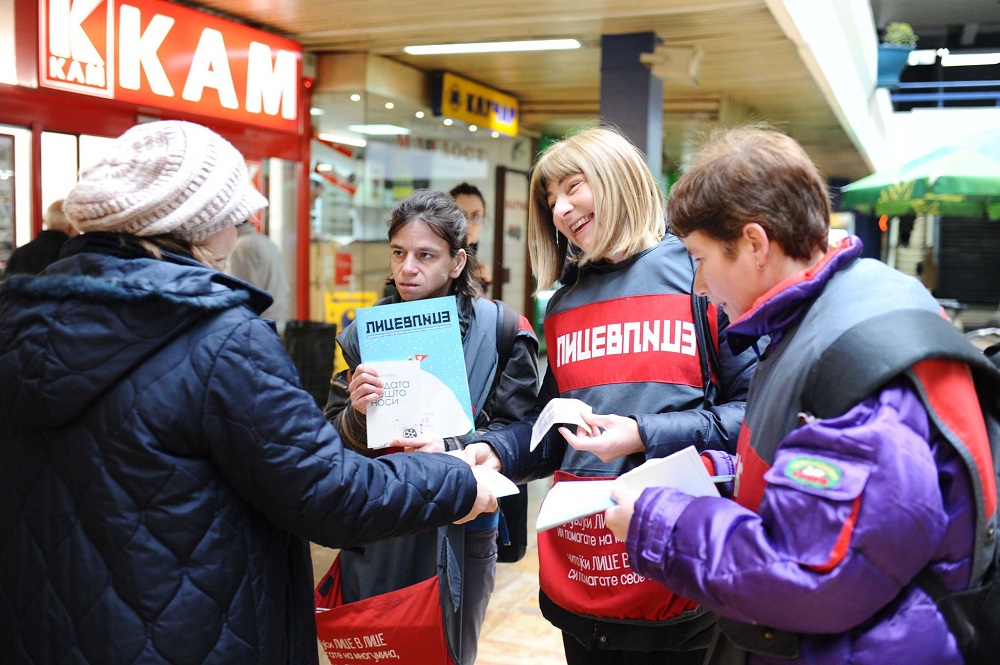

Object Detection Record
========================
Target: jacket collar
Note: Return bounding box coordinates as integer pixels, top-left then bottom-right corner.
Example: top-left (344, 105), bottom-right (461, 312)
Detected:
top-left (727, 236), bottom-right (864, 353)
top-left (61, 232), bottom-right (273, 315)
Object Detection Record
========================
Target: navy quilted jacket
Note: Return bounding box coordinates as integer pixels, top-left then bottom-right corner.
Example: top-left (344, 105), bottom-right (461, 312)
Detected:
top-left (0, 233), bottom-right (478, 665)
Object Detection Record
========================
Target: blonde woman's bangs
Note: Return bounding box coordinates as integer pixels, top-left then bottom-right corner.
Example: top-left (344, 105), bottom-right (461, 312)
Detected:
top-left (535, 144), bottom-right (585, 188)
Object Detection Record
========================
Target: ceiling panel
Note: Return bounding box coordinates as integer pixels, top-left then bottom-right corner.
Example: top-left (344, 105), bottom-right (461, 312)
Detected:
top-left (189, 0), bottom-right (874, 179)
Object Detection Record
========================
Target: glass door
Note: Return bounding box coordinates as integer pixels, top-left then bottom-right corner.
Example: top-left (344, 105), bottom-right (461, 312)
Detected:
top-left (0, 133), bottom-right (13, 270)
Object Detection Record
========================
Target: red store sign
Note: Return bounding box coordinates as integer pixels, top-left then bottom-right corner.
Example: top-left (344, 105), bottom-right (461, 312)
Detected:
top-left (38, 0), bottom-right (302, 132)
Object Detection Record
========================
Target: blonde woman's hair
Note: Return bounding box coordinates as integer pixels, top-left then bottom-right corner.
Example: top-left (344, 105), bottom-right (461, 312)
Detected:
top-left (528, 127), bottom-right (665, 291)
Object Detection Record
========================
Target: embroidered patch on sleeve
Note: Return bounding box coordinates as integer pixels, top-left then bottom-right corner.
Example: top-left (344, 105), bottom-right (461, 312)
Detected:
top-left (784, 456), bottom-right (843, 490)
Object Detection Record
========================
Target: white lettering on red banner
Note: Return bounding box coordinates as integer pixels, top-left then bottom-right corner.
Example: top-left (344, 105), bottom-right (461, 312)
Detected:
top-left (537, 471), bottom-right (699, 621)
top-left (554, 319), bottom-right (695, 367)
top-left (544, 294), bottom-right (703, 392)
top-left (39, 0), bottom-right (301, 131)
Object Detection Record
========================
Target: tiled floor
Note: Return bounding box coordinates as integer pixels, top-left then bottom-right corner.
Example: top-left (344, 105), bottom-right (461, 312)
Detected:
top-left (312, 478), bottom-right (566, 664)
top-left (474, 478), bottom-right (565, 665)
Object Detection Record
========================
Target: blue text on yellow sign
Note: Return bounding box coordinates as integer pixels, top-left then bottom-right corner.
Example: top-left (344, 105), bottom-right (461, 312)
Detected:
top-left (433, 72), bottom-right (519, 137)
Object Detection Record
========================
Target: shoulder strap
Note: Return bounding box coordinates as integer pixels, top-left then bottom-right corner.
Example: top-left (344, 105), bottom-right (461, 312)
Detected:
top-left (803, 307), bottom-right (1000, 587)
top-left (691, 293), bottom-right (721, 406)
top-left (495, 300), bottom-right (520, 386)
top-left (802, 309), bottom-right (1000, 419)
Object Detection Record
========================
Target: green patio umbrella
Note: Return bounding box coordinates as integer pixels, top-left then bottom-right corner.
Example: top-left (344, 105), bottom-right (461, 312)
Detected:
top-left (841, 129), bottom-right (1000, 221)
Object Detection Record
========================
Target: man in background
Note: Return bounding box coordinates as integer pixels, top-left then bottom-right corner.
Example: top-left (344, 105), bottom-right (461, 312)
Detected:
top-left (227, 220), bottom-right (290, 335)
top-left (450, 182), bottom-right (492, 285)
top-left (4, 199), bottom-right (76, 276)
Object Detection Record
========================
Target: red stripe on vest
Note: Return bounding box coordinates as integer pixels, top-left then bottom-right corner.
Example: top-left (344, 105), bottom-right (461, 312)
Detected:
top-left (544, 294), bottom-right (703, 392)
top-left (706, 303), bottom-right (720, 383)
top-left (734, 422), bottom-right (770, 512)
top-left (912, 359), bottom-right (997, 516)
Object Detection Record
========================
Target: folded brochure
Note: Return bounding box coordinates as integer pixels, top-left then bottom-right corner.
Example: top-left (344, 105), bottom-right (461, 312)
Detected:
top-left (535, 445), bottom-right (722, 532)
top-left (530, 397), bottom-right (593, 451)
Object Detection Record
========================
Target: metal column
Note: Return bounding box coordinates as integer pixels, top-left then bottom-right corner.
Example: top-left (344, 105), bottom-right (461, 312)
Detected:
top-left (600, 32), bottom-right (663, 177)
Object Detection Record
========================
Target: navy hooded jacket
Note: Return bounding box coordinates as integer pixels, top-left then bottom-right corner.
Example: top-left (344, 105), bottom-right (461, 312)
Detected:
top-left (0, 233), bottom-right (478, 664)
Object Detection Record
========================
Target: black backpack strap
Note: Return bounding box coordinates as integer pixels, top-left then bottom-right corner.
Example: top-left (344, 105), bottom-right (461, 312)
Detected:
top-left (692, 293), bottom-right (720, 407)
top-left (802, 309), bottom-right (1000, 419)
top-left (492, 299), bottom-right (530, 563)
top-left (986, 343), bottom-right (1000, 363)
top-left (494, 300), bottom-right (520, 389)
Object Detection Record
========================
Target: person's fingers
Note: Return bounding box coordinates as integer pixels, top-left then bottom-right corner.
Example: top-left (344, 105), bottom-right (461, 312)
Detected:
top-left (349, 366), bottom-right (383, 392)
top-left (560, 425), bottom-right (600, 447)
top-left (465, 443), bottom-right (503, 472)
top-left (585, 412), bottom-right (618, 429)
top-left (351, 381), bottom-right (382, 403)
top-left (558, 426), bottom-right (579, 444)
top-left (455, 477), bottom-right (498, 524)
top-left (580, 412), bottom-right (610, 437)
top-left (350, 380), bottom-right (380, 399)
top-left (609, 485), bottom-right (625, 503)
top-left (354, 363), bottom-right (381, 378)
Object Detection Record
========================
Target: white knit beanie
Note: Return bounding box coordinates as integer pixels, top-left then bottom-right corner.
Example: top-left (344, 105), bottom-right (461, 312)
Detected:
top-left (64, 120), bottom-right (268, 243)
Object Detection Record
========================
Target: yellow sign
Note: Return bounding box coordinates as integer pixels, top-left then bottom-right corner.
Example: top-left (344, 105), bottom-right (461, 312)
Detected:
top-left (324, 291), bottom-right (378, 374)
top-left (435, 72), bottom-right (519, 137)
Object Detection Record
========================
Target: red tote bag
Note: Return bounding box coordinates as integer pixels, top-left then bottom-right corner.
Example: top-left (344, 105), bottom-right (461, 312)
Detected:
top-left (315, 555), bottom-right (455, 665)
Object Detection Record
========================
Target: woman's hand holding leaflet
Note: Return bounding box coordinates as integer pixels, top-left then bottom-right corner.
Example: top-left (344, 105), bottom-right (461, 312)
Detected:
top-left (560, 412), bottom-right (645, 463)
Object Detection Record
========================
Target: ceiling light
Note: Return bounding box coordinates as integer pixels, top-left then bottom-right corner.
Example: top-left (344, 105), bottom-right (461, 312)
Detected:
top-left (316, 163), bottom-right (333, 172)
top-left (310, 107), bottom-right (324, 116)
top-left (347, 124), bottom-right (411, 136)
top-left (350, 93), bottom-right (361, 102)
top-left (443, 118), bottom-right (454, 126)
top-left (404, 39), bottom-right (581, 55)
top-left (469, 125), bottom-right (478, 132)
top-left (415, 111), bottom-right (425, 119)
top-left (490, 131), bottom-right (500, 138)
top-left (384, 102), bottom-right (395, 109)
top-left (318, 132), bottom-right (367, 148)
top-left (941, 51), bottom-right (1000, 67)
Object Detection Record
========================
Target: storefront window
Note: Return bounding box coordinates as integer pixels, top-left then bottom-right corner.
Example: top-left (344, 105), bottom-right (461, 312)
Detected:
top-left (0, 0), bottom-right (15, 85)
top-left (309, 89), bottom-right (532, 359)
top-left (264, 156), bottom-right (300, 321)
top-left (0, 133), bottom-right (13, 270)
top-left (41, 131), bottom-right (79, 208)
top-left (0, 124), bottom-right (31, 251)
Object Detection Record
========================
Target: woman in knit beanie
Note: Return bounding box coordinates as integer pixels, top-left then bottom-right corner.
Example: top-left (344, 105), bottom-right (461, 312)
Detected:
top-left (0, 120), bottom-right (496, 664)
top-left (63, 119), bottom-right (266, 269)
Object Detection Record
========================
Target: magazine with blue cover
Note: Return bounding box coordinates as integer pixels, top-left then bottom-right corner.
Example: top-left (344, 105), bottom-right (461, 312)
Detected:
top-left (356, 295), bottom-right (474, 448)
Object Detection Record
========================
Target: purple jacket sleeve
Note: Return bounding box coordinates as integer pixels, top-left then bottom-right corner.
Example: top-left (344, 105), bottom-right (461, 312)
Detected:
top-left (625, 380), bottom-right (963, 634)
